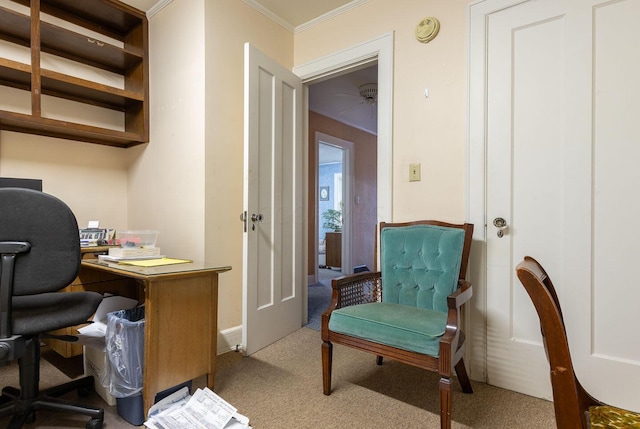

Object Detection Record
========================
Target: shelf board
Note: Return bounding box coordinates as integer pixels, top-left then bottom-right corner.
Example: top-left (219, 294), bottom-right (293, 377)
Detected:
top-left (0, 5), bottom-right (31, 47)
top-left (41, 69), bottom-right (144, 110)
top-left (11, 0), bottom-right (146, 41)
top-left (0, 110), bottom-right (147, 148)
top-left (41, 20), bottom-right (142, 74)
top-left (0, 57), bottom-right (143, 110)
top-left (0, 57), bottom-right (31, 90)
top-left (0, 4), bottom-right (143, 74)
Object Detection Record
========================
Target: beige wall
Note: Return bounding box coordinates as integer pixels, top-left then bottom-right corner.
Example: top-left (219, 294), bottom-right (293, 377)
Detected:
top-left (0, 131), bottom-right (129, 229)
top-left (128, 0), bottom-right (206, 261)
top-left (296, 0), bottom-right (469, 223)
top-left (203, 1), bottom-right (293, 331)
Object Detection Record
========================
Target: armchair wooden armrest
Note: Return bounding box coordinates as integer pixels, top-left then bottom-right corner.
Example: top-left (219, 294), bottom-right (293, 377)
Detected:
top-left (441, 280), bottom-right (473, 371)
top-left (447, 280), bottom-right (472, 310)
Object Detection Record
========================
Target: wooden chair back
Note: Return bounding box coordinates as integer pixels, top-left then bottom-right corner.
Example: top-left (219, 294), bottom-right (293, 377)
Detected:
top-left (516, 256), bottom-right (599, 429)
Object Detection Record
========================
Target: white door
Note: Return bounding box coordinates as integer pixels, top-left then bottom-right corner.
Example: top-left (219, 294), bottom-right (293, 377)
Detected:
top-left (242, 43), bottom-right (304, 355)
top-left (485, 0), bottom-right (640, 411)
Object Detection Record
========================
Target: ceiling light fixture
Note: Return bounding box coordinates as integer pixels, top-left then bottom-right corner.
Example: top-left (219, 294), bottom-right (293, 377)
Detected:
top-left (359, 83), bottom-right (377, 105)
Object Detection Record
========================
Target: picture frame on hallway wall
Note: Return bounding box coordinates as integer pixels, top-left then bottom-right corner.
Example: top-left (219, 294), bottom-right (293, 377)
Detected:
top-left (319, 186), bottom-right (330, 201)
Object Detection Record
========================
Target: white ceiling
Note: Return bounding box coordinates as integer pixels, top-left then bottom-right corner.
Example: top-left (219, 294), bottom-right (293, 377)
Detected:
top-left (309, 64), bottom-right (378, 135)
top-left (121, 0), bottom-right (377, 136)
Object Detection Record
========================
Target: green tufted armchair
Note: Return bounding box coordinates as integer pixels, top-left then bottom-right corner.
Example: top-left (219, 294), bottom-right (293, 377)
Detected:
top-left (321, 220), bottom-right (474, 429)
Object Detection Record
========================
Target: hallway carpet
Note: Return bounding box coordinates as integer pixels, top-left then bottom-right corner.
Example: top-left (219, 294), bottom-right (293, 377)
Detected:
top-left (305, 268), bottom-right (343, 330)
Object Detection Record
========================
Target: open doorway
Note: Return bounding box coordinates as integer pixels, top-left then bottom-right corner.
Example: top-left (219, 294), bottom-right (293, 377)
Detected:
top-left (292, 32), bottom-right (392, 331)
top-left (305, 64), bottom-right (378, 330)
top-left (308, 63), bottom-right (377, 283)
top-left (317, 136), bottom-right (353, 276)
top-left (318, 142), bottom-right (343, 272)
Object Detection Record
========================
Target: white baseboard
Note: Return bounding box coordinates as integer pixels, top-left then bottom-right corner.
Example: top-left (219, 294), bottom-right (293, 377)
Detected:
top-left (217, 325), bottom-right (243, 355)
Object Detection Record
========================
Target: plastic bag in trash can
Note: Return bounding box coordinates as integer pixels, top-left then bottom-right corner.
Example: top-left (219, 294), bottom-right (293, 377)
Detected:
top-left (106, 307), bottom-right (145, 398)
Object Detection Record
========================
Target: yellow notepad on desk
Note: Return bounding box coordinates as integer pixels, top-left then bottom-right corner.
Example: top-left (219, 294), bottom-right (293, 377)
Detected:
top-left (118, 257), bottom-right (192, 267)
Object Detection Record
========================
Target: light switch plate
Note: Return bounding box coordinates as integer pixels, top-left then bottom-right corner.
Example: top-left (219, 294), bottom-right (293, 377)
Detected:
top-left (409, 163), bottom-right (421, 182)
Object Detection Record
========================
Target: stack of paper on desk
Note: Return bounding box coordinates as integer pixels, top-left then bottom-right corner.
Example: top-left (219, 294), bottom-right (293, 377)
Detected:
top-left (144, 387), bottom-right (250, 429)
top-left (99, 247), bottom-right (163, 262)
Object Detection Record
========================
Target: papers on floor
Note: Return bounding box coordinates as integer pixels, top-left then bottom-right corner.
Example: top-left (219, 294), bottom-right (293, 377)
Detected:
top-left (144, 387), bottom-right (250, 429)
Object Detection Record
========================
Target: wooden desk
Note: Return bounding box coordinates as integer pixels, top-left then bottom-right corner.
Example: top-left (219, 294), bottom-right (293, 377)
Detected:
top-left (81, 260), bottom-right (231, 415)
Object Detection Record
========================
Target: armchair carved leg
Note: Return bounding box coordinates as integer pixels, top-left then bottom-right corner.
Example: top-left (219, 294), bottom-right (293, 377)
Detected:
top-left (322, 341), bottom-right (333, 395)
top-left (439, 376), bottom-right (453, 429)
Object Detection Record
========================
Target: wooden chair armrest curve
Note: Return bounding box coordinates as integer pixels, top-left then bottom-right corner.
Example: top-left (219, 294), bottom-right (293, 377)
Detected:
top-left (447, 280), bottom-right (472, 310)
top-left (440, 280), bottom-right (473, 357)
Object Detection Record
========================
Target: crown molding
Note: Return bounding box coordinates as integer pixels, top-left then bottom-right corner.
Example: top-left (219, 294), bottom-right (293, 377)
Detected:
top-left (242, 0), bottom-right (369, 34)
top-left (295, 0), bottom-right (369, 34)
top-left (242, 0), bottom-right (295, 33)
top-left (147, 0), bottom-right (173, 18)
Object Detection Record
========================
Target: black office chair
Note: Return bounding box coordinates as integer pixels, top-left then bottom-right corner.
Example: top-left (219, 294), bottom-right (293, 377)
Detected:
top-left (0, 188), bottom-right (104, 429)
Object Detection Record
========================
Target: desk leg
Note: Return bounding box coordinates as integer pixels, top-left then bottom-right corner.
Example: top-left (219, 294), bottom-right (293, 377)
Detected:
top-left (208, 273), bottom-right (219, 391)
top-left (142, 274), bottom-right (219, 415)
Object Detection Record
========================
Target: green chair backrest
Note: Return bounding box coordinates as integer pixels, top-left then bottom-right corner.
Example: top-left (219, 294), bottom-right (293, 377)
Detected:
top-left (380, 224), bottom-right (465, 313)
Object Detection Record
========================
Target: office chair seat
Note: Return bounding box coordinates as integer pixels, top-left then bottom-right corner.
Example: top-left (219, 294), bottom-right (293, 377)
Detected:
top-left (12, 292), bottom-right (103, 336)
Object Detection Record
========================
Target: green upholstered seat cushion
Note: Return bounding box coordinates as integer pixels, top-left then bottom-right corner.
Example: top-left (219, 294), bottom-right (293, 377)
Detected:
top-left (328, 302), bottom-right (447, 356)
top-left (380, 224), bottom-right (464, 313)
top-left (589, 405), bottom-right (640, 428)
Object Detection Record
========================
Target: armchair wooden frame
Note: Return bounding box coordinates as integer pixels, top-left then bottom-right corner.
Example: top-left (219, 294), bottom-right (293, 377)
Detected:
top-left (321, 220), bottom-right (474, 429)
top-left (516, 256), bottom-right (640, 429)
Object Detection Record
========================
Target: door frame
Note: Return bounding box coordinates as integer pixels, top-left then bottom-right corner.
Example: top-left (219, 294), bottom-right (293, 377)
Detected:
top-left (315, 132), bottom-right (355, 277)
top-left (466, 0), bottom-right (530, 382)
top-left (296, 33), bottom-right (392, 325)
top-left (294, 31), bottom-right (394, 233)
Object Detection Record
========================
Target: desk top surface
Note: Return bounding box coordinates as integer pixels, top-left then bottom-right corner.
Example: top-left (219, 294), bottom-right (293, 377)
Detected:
top-left (82, 259), bottom-right (231, 279)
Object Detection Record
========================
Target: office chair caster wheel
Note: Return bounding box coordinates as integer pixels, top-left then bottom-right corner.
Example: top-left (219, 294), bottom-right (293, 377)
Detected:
top-left (86, 418), bottom-right (103, 429)
top-left (78, 386), bottom-right (93, 397)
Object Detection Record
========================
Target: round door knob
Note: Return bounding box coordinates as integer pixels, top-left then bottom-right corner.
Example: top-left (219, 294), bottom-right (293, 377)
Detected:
top-left (493, 217), bottom-right (507, 228)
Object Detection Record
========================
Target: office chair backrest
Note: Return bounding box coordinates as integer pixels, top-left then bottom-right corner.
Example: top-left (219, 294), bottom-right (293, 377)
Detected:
top-left (379, 221), bottom-right (471, 313)
top-left (0, 188), bottom-right (81, 295)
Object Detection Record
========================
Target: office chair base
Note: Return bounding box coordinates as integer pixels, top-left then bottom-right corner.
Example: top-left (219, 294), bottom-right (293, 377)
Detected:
top-left (0, 388), bottom-right (104, 429)
top-left (0, 348), bottom-right (104, 429)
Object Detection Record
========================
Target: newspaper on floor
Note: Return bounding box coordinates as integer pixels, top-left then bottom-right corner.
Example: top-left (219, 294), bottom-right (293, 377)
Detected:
top-left (144, 386), bottom-right (251, 429)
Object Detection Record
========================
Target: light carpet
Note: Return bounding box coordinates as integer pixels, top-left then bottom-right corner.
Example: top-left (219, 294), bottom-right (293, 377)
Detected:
top-left (0, 328), bottom-right (557, 428)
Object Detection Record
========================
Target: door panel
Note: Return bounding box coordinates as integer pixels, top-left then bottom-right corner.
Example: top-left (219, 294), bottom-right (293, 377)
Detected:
top-left (486, 1), bottom-right (567, 399)
top-left (243, 43), bottom-right (303, 355)
top-left (485, 0), bottom-right (640, 411)
top-left (588, 0), bottom-right (640, 401)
